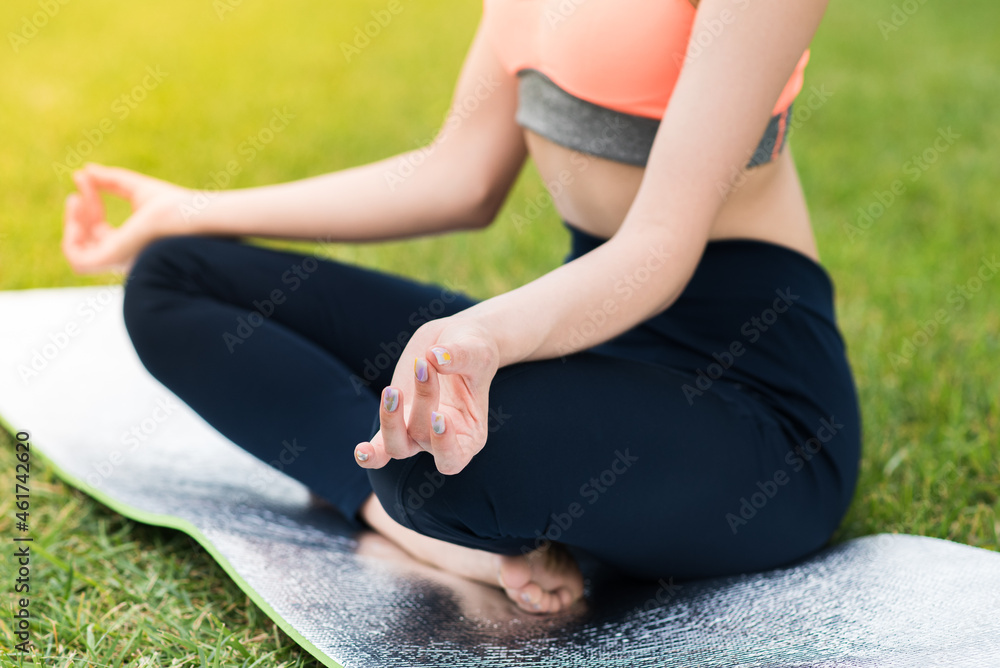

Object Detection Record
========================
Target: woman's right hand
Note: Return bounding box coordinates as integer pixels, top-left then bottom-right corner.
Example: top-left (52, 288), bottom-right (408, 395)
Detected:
top-left (62, 163), bottom-right (195, 276)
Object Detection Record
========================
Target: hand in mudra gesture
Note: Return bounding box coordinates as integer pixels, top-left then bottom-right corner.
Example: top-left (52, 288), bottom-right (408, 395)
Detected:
top-left (62, 163), bottom-right (192, 275)
top-left (354, 315), bottom-right (502, 475)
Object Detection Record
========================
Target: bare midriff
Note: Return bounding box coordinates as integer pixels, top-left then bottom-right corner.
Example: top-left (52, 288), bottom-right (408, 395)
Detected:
top-left (524, 128), bottom-right (821, 263)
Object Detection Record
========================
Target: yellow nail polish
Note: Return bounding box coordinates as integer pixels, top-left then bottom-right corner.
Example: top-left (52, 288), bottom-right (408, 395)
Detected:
top-left (431, 346), bottom-right (451, 365)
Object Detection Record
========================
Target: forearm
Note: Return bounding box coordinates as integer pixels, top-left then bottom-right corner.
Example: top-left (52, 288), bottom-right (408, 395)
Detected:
top-left (455, 0), bottom-right (829, 369)
top-left (171, 143), bottom-right (495, 242)
top-left (453, 224), bottom-right (703, 368)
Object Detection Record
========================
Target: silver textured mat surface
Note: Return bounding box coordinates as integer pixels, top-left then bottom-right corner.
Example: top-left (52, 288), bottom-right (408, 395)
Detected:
top-left (2, 285), bottom-right (999, 668)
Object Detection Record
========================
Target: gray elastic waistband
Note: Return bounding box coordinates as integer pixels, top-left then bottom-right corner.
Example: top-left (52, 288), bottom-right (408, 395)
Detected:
top-left (515, 68), bottom-right (793, 169)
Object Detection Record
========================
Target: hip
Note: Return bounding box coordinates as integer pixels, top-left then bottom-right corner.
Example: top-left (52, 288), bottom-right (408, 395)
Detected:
top-left (563, 220), bottom-right (862, 491)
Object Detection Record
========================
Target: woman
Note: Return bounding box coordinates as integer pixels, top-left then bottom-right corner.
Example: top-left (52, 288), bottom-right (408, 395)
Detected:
top-left (62, 0), bottom-right (859, 616)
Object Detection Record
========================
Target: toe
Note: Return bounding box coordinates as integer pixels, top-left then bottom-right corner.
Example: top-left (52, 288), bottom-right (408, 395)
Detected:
top-left (555, 587), bottom-right (574, 609)
top-left (498, 554), bottom-right (533, 590)
top-left (498, 545), bottom-right (585, 614)
top-left (529, 549), bottom-right (584, 601)
top-left (542, 588), bottom-right (567, 614)
top-left (516, 582), bottom-right (545, 611)
top-left (537, 590), bottom-right (558, 614)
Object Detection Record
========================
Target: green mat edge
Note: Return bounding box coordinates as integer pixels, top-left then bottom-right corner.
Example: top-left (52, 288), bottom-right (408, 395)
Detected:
top-left (0, 411), bottom-right (345, 668)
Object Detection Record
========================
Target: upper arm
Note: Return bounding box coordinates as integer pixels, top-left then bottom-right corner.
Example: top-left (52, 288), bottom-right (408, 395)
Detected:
top-left (430, 15), bottom-right (529, 227)
top-left (615, 0), bottom-right (829, 292)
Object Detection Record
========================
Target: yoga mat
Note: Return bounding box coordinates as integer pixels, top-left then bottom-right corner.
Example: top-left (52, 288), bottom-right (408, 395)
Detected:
top-left (2, 284), bottom-right (999, 667)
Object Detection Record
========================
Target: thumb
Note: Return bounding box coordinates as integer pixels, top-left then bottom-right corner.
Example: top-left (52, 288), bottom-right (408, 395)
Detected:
top-left (424, 334), bottom-right (499, 382)
top-left (80, 163), bottom-right (150, 205)
top-left (427, 344), bottom-right (455, 371)
top-left (72, 169), bottom-right (106, 226)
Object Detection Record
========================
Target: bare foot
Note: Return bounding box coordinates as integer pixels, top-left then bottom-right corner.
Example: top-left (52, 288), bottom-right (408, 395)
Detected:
top-left (352, 529), bottom-right (519, 622)
top-left (496, 542), bottom-right (584, 614)
top-left (357, 493), bottom-right (584, 614)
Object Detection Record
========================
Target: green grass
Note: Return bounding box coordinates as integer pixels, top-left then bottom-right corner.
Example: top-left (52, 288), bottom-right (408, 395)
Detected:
top-left (2, 0), bottom-right (999, 664)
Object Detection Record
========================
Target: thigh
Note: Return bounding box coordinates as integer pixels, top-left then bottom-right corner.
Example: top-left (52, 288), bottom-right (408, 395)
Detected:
top-left (124, 234), bottom-right (483, 524)
top-left (127, 234), bottom-right (481, 392)
top-left (367, 350), bottom-right (847, 581)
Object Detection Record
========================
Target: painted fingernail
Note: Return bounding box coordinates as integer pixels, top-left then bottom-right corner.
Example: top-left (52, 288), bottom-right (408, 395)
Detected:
top-left (431, 411), bottom-right (445, 434)
top-left (431, 346), bottom-right (451, 365)
top-left (414, 357), bottom-right (428, 382)
top-left (520, 592), bottom-right (531, 603)
top-left (382, 387), bottom-right (399, 412)
top-left (532, 602), bottom-right (540, 611)
top-left (355, 449), bottom-right (369, 462)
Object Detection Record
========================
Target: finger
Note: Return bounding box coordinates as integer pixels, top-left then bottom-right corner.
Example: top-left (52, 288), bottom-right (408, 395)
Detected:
top-left (72, 169), bottom-right (106, 226)
top-left (428, 344), bottom-right (454, 370)
top-left (427, 410), bottom-right (467, 475)
top-left (62, 194), bottom-right (94, 273)
top-left (407, 356), bottom-right (439, 446)
top-left (64, 190), bottom-right (99, 246)
top-left (81, 163), bottom-right (149, 204)
top-left (62, 194), bottom-right (84, 247)
top-left (429, 411), bottom-right (471, 475)
top-left (355, 386), bottom-right (417, 467)
top-left (354, 431), bottom-right (392, 470)
top-left (62, 195), bottom-right (118, 275)
top-left (426, 339), bottom-right (497, 392)
top-left (380, 384), bottom-right (420, 460)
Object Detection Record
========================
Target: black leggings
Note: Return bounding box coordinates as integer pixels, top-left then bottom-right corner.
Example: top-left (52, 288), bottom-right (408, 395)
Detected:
top-left (122, 221), bottom-right (862, 581)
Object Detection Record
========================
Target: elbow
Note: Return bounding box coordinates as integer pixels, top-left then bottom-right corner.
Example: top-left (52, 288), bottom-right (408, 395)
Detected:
top-left (457, 175), bottom-right (506, 230)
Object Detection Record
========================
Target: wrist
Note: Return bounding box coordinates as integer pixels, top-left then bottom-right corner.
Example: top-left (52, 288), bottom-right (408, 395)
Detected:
top-left (159, 187), bottom-right (223, 237)
top-left (451, 300), bottom-right (537, 369)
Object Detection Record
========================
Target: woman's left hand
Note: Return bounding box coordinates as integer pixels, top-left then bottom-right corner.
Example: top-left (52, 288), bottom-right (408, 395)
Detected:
top-left (354, 315), bottom-right (501, 475)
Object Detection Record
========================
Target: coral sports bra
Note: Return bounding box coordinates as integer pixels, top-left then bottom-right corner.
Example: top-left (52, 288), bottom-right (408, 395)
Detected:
top-left (481, 0), bottom-right (811, 168)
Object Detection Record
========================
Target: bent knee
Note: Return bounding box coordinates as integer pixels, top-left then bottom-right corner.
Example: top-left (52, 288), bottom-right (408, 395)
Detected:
top-left (125, 235), bottom-right (217, 290)
top-left (366, 453), bottom-right (530, 553)
top-left (366, 454), bottom-right (452, 532)
top-left (122, 236), bottom-right (212, 358)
